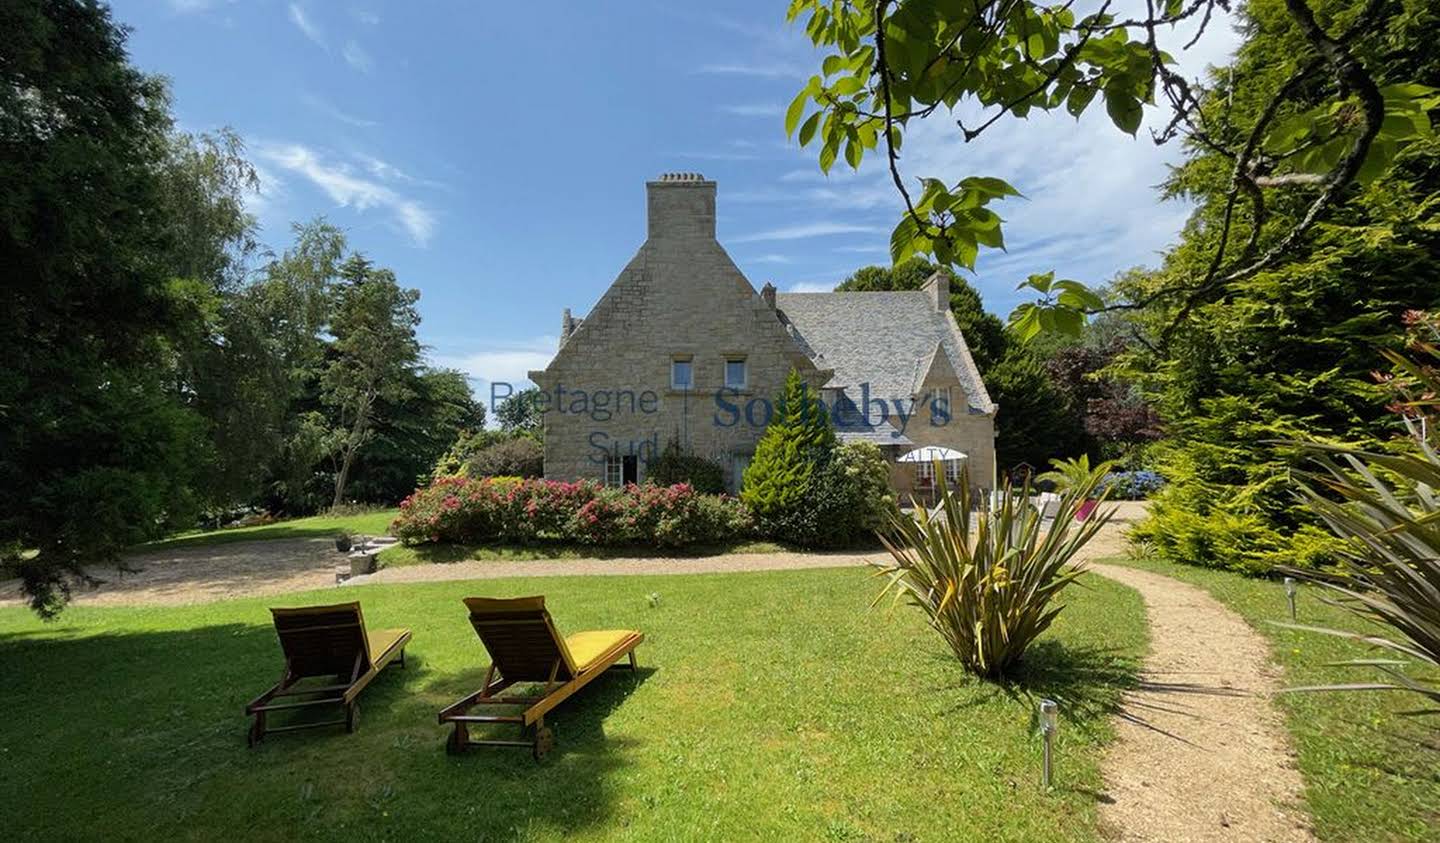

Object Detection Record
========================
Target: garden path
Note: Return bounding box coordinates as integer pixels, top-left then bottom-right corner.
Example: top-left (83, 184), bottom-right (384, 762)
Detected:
top-left (1087, 562), bottom-right (1315, 842)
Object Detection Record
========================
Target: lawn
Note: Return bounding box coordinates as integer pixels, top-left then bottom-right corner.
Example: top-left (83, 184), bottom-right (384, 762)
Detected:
top-left (375, 538), bottom-right (790, 567)
top-left (0, 568), bottom-right (1146, 842)
top-left (146, 509), bottom-right (401, 551)
top-left (1109, 556), bottom-right (1440, 843)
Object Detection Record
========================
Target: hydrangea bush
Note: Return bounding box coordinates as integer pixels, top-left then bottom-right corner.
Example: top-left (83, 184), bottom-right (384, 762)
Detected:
top-left (1097, 470), bottom-right (1165, 500)
top-left (391, 476), bottom-right (752, 548)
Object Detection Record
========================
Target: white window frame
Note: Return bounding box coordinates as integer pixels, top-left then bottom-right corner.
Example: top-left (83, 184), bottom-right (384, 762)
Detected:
top-left (724, 357), bottom-right (748, 390)
top-left (945, 460), bottom-right (963, 482)
top-left (671, 357), bottom-right (694, 390)
top-left (927, 386), bottom-right (952, 414)
top-left (916, 459), bottom-right (935, 486)
top-left (604, 456), bottom-right (623, 487)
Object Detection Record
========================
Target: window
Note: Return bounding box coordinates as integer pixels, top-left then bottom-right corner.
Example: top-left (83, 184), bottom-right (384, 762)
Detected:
top-left (927, 387), bottom-right (952, 414)
top-left (605, 456), bottom-right (623, 487)
top-left (916, 459), bottom-right (935, 487)
top-left (605, 455), bottom-right (639, 487)
top-left (945, 460), bottom-right (963, 482)
top-left (671, 358), bottom-right (693, 390)
top-left (730, 453), bottom-right (752, 494)
top-left (724, 358), bottom-right (747, 389)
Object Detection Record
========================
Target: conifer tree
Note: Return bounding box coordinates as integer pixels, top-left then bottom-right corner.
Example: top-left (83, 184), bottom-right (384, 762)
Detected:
top-left (741, 370), bottom-right (835, 519)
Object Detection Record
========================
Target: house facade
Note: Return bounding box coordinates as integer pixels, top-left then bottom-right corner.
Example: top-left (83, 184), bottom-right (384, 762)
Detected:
top-left (527, 173), bottom-right (997, 496)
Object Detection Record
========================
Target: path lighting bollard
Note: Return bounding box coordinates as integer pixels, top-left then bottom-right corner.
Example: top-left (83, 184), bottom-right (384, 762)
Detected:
top-left (1284, 576), bottom-right (1298, 620)
top-left (1039, 698), bottom-right (1058, 789)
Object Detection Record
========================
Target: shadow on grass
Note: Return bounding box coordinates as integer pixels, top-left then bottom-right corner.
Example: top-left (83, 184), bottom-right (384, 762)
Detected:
top-left (933, 641), bottom-right (1142, 738)
top-left (0, 621), bottom-right (643, 839)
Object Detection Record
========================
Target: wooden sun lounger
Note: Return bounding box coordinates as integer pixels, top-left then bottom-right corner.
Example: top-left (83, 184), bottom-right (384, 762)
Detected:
top-left (439, 596), bottom-right (643, 761)
top-left (245, 601), bottom-right (411, 746)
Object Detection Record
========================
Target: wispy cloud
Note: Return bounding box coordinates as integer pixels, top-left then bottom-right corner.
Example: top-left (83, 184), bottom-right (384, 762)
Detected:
top-left (299, 92), bottom-right (378, 128)
top-left (746, 254), bottom-right (793, 264)
top-left (255, 142), bottom-right (436, 245)
top-left (431, 336), bottom-right (559, 406)
top-left (353, 8), bottom-right (380, 25)
top-left (731, 222), bottom-right (881, 243)
top-left (696, 63), bottom-right (805, 79)
top-left (342, 40), bottom-right (373, 73)
top-left (288, 3), bottom-right (325, 49)
top-left (168, 0), bottom-right (229, 12)
top-left (718, 103), bottom-right (784, 118)
top-left (786, 281), bottom-right (837, 293)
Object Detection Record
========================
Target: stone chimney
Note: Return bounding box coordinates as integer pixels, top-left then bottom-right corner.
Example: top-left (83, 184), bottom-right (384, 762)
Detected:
top-left (760, 282), bottom-right (776, 309)
top-left (921, 271), bottom-right (949, 311)
top-left (560, 308), bottom-right (575, 346)
top-left (647, 172), bottom-right (716, 241)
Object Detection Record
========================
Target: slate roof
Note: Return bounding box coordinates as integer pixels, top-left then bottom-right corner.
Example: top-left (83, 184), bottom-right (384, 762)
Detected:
top-left (773, 290), bottom-right (995, 414)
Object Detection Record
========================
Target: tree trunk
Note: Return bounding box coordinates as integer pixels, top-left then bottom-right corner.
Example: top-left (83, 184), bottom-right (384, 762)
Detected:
top-left (331, 447), bottom-right (355, 511)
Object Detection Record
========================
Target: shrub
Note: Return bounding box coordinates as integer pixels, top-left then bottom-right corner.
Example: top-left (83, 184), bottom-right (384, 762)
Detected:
top-left (466, 437), bottom-right (543, 478)
top-left (431, 428), bottom-right (506, 478)
top-left (743, 369), bottom-right (835, 529)
top-left (1097, 469), bottom-right (1165, 500)
top-left (391, 476), bottom-right (751, 549)
top-left (874, 463), bottom-right (1112, 678)
top-left (648, 439), bottom-right (727, 494)
top-left (770, 442), bottom-right (897, 549)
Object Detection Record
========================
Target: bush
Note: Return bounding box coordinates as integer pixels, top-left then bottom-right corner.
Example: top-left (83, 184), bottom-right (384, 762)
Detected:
top-left (874, 464), bottom-right (1112, 678)
top-left (648, 440), bottom-right (727, 494)
top-left (772, 442), bottom-right (897, 549)
top-left (1097, 469), bottom-right (1164, 500)
top-left (391, 476), bottom-right (752, 548)
top-left (743, 369), bottom-right (835, 529)
top-left (466, 437), bottom-right (543, 478)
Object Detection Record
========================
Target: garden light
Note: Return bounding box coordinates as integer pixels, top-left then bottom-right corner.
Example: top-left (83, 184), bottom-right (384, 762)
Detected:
top-left (1039, 698), bottom-right (1058, 789)
top-left (1284, 576), bottom-right (1298, 620)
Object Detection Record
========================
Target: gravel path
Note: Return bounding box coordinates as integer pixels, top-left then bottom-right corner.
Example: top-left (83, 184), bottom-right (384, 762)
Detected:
top-left (1087, 563), bottom-right (1314, 842)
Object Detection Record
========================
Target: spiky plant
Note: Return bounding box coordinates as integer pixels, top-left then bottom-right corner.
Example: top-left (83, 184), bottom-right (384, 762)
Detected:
top-left (1282, 340), bottom-right (1440, 708)
top-left (873, 462), bottom-right (1112, 678)
top-left (1036, 454), bottom-right (1115, 493)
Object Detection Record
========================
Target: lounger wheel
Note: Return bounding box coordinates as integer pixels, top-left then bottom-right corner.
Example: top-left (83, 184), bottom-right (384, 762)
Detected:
top-left (345, 702), bottom-right (360, 733)
top-left (532, 726), bottom-right (555, 762)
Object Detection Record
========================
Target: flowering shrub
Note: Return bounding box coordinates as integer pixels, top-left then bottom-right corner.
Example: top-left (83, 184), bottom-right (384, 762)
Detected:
top-left (1097, 470), bottom-right (1164, 500)
top-left (391, 476), bottom-right (752, 548)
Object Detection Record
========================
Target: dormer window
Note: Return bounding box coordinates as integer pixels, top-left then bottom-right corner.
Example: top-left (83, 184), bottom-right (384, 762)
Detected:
top-left (927, 387), bottom-right (952, 414)
top-left (671, 357), bottom-right (693, 390)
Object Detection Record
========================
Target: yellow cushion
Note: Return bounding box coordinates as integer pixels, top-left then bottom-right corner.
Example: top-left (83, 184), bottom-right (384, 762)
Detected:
top-left (563, 629), bottom-right (638, 672)
top-left (367, 628), bottom-right (409, 665)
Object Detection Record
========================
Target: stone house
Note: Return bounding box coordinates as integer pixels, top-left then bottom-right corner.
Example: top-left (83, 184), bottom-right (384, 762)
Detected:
top-left (527, 173), bottom-right (997, 496)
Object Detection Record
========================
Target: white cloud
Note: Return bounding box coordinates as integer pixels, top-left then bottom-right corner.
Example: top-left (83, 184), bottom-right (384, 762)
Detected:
top-left (432, 337), bottom-right (559, 411)
top-left (288, 3), bottom-right (326, 49)
top-left (747, 254), bottom-right (793, 264)
top-left (168, 0), bottom-right (230, 12)
top-left (255, 142), bottom-right (436, 245)
top-left (731, 222), bottom-right (881, 243)
top-left (786, 281), bottom-right (836, 293)
top-left (343, 40), bottom-right (373, 73)
top-left (696, 63), bottom-right (806, 79)
top-left (299, 92), bottom-right (378, 128)
top-left (353, 9), bottom-right (381, 25)
top-left (719, 103), bottom-right (784, 118)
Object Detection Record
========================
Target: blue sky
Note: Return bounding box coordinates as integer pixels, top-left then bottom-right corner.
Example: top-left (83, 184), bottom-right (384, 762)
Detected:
top-left (118, 0), bottom-right (1239, 407)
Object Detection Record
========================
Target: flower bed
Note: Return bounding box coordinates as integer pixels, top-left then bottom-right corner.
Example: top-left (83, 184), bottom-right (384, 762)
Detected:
top-left (391, 476), bottom-right (753, 548)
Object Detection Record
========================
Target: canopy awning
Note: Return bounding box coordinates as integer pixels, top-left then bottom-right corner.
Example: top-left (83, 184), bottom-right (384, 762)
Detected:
top-left (896, 446), bottom-right (967, 463)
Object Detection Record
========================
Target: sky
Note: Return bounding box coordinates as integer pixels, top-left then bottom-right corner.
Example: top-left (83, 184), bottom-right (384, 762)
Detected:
top-left (115, 0), bottom-right (1242, 410)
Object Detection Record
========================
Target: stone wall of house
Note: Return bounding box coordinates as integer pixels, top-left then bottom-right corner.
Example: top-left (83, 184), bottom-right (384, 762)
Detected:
top-left (531, 174), bottom-right (822, 489)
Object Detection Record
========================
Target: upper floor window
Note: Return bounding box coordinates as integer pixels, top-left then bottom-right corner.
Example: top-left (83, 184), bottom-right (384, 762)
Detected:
top-left (671, 358), bottom-right (693, 390)
top-left (725, 358), bottom-right (747, 389)
top-left (927, 387), bottom-right (952, 414)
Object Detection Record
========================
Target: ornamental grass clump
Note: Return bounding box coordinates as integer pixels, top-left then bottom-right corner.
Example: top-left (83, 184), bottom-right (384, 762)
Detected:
top-left (874, 462), bottom-right (1112, 678)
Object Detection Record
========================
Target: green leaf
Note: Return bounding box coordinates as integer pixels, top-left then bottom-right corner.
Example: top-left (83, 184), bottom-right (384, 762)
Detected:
top-left (785, 89), bottom-right (810, 137)
top-left (844, 136), bottom-right (862, 169)
top-left (1103, 84), bottom-right (1142, 135)
top-left (889, 214), bottom-right (919, 264)
top-left (798, 111), bottom-right (822, 147)
top-left (822, 54), bottom-right (845, 77)
top-left (832, 76), bottom-right (865, 96)
top-left (1066, 84), bottom-right (1096, 118)
top-left (959, 176), bottom-right (1022, 200)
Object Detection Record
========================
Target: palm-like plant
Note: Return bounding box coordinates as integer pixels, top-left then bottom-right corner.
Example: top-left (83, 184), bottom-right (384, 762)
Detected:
top-left (873, 461), bottom-right (1112, 678)
top-left (1036, 454), bottom-right (1115, 494)
top-left (1283, 341), bottom-right (1440, 708)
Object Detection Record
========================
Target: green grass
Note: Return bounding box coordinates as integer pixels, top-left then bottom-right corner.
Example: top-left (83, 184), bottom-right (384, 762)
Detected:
top-left (376, 539), bottom-right (790, 568)
top-left (0, 568), bottom-right (1146, 842)
top-left (145, 510), bottom-right (401, 551)
top-left (1108, 556), bottom-right (1440, 842)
